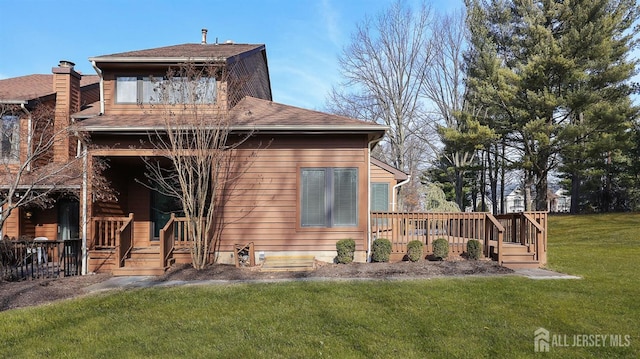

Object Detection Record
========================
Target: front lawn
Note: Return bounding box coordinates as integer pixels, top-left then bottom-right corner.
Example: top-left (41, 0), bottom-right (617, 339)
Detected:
top-left (1, 213), bottom-right (638, 358)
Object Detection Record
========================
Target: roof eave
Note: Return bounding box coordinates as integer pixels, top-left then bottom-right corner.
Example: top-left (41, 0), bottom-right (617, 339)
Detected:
top-left (79, 125), bottom-right (388, 134)
top-left (0, 99), bottom-right (28, 105)
top-left (88, 57), bottom-right (228, 63)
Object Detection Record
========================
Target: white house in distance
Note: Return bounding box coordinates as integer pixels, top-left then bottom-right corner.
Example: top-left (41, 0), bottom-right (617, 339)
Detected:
top-left (466, 187), bottom-right (571, 213)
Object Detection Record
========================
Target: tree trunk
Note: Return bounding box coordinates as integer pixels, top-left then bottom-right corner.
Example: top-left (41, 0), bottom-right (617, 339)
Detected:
top-left (570, 173), bottom-right (580, 214)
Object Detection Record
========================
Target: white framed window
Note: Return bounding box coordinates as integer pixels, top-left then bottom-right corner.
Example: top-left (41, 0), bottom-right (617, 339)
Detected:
top-left (1, 115), bottom-right (19, 161)
top-left (301, 168), bottom-right (358, 227)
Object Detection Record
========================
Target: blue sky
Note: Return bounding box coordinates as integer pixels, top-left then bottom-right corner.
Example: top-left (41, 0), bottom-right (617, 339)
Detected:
top-left (0, 0), bottom-right (462, 110)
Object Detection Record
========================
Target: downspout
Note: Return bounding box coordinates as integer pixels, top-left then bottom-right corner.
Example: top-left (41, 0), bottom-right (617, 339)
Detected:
top-left (91, 61), bottom-right (105, 114)
top-left (366, 137), bottom-right (383, 262)
top-left (20, 103), bottom-right (32, 171)
top-left (392, 176), bottom-right (411, 211)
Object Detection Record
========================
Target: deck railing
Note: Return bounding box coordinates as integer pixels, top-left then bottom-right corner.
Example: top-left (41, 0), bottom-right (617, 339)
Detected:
top-left (494, 211), bottom-right (547, 264)
top-left (371, 212), bottom-right (491, 256)
top-left (116, 214), bottom-right (134, 268)
top-left (160, 214), bottom-right (176, 268)
top-left (370, 211), bottom-right (546, 263)
top-left (0, 239), bottom-right (81, 280)
top-left (93, 214), bottom-right (134, 249)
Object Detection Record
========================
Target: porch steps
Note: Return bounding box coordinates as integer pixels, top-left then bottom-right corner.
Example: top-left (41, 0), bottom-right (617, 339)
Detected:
top-left (260, 255), bottom-right (316, 272)
top-left (498, 244), bottom-right (540, 270)
top-left (112, 247), bottom-right (167, 276)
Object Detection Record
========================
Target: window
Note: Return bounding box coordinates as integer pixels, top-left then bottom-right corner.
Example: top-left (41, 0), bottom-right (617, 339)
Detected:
top-left (1, 115), bottom-right (19, 161)
top-left (116, 76), bottom-right (217, 104)
top-left (371, 183), bottom-right (389, 212)
top-left (301, 168), bottom-right (358, 227)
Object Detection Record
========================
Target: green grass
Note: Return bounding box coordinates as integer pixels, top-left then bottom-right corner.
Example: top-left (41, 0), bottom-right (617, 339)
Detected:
top-left (1, 213), bottom-right (639, 358)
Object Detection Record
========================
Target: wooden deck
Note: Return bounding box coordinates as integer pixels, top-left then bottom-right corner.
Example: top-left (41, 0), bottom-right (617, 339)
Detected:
top-left (371, 211), bottom-right (547, 269)
top-left (88, 211), bottom-right (547, 275)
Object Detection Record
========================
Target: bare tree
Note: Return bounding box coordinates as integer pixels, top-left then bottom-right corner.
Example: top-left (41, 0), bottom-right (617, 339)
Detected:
top-left (326, 0), bottom-right (435, 208)
top-left (421, 10), bottom-right (495, 210)
top-left (0, 103), bottom-right (83, 235)
top-left (141, 62), bottom-right (256, 270)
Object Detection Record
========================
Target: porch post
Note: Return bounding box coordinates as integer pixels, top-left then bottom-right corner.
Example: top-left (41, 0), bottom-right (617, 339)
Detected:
top-left (81, 143), bottom-right (88, 275)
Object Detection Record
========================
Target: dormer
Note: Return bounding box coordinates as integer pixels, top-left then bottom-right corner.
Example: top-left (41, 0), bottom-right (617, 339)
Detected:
top-left (88, 31), bottom-right (272, 116)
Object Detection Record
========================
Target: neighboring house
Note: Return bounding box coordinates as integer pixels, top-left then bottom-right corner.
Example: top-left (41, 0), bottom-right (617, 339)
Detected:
top-left (1, 34), bottom-right (407, 275)
top-left (0, 64), bottom-right (99, 241)
top-left (549, 188), bottom-right (571, 213)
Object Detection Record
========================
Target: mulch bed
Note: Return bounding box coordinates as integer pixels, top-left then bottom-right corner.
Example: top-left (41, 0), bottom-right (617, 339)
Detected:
top-left (1, 258), bottom-right (512, 312)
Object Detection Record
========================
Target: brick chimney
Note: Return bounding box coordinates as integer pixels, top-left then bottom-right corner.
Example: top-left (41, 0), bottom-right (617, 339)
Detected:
top-left (52, 60), bottom-right (81, 163)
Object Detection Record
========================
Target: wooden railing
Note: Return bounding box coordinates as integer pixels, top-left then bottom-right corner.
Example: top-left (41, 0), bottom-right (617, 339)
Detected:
top-left (93, 214), bottom-right (133, 249)
top-left (116, 213), bottom-right (134, 268)
top-left (92, 213), bottom-right (134, 268)
top-left (370, 211), bottom-right (544, 263)
top-left (159, 215), bottom-right (205, 267)
top-left (494, 211), bottom-right (547, 265)
top-left (371, 212), bottom-right (489, 256)
top-left (160, 214), bottom-right (176, 268)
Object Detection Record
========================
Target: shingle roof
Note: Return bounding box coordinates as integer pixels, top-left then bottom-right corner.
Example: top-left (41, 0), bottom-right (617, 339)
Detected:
top-left (90, 43), bottom-right (265, 62)
top-left (75, 97), bottom-right (386, 135)
top-left (0, 74), bottom-right (99, 102)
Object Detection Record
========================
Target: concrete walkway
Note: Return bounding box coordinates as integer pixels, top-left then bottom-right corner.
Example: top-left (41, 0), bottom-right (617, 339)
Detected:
top-left (511, 268), bottom-right (581, 280)
top-left (85, 268), bottom-right (581, 293)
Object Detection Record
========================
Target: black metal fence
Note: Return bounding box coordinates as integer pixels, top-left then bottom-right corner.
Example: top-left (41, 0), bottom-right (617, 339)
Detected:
top-left (0, 239), bottom-right (81, 281)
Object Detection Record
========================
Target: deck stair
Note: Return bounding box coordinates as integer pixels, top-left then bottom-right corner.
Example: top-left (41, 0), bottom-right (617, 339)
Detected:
top-left (260, 255), bottom-right (316, 272)
top-left (496, 243), bottom-right (540, 269)
top-left (112, 247), bottom-right (167, 276)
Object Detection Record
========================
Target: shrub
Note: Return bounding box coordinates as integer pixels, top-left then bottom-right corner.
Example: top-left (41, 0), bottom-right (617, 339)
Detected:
top-left (432, 238), bottom-right (449, 260)
top-left (336, 239), bottom-right (356, 264)
top-left (371, 238), bottom-right (392, 262)
top-left (406, 240), bottom-right (424, 262)
top-left (466, 239), bottom-right (482, 260)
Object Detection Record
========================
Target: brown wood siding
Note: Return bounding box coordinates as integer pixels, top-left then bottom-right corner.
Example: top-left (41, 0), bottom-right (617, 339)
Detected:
top-left (228, 51), bottom-right (271, 106)
top-left (80, 84), bottom-right (100, 106)
top-left (370, 162), bottom-right (397, 211)
top-left (88, 133), bottom-right (372, 256)
top-left (216, 135), bottom-right (369, 253)
top-left (1, 205), bottom-right (20, 239)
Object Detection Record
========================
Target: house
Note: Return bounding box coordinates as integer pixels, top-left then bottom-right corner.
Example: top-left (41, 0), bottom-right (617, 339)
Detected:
top-left (1, 33), bottom-right (408, 275)
top-left (0, 63), bottom-right (99, 242)
top-left (2, 34), bottom-right (548, 275)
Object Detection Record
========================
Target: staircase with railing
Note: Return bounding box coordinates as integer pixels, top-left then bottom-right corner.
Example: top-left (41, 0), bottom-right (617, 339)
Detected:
top-left (89, 213), bottom-right (202, 275)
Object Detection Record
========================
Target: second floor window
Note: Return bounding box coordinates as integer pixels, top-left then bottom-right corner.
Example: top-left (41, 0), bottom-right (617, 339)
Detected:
top-left (116, 76), bottom-right (217, 104)
top-left (1, 115), bottom-right (19, 161)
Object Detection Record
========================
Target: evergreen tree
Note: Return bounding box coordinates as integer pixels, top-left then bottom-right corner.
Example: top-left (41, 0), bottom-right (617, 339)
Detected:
top-left (465, 0), bottom-right (639, 212)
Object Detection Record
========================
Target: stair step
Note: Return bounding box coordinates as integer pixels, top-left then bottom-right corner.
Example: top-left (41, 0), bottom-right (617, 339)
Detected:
top-left (112, 266), bottom-right (167, 276)
top-left (501, 260), bottom-right (541, 270)
top-left (261, 256), bottom-right (315, 272)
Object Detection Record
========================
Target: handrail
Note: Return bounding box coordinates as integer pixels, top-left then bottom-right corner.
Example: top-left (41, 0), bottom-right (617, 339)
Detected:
top-left (485, 213), bottom-right (505, 263)
top-left (159, 213), bottom-right (176, 268)
top-left (523, 212), bottom-right (546, 264)
top-left (115, 213), bottom-right (134, 268)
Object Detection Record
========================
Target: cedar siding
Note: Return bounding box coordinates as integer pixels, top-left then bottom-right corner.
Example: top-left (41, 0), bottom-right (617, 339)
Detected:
top-left (218, 135), bottom-right (369, 258)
